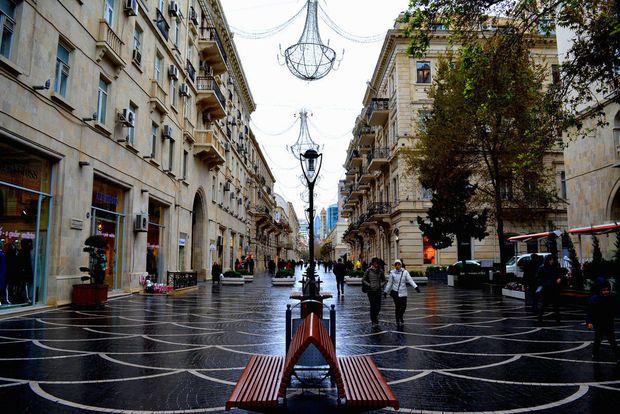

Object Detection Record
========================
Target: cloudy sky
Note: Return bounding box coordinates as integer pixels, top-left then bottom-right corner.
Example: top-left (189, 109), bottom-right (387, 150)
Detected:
top-left (219, 0), bottom-right (408, 219)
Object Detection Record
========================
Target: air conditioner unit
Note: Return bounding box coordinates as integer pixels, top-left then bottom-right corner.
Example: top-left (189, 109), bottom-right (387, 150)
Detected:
top-left (134, 213), bottom-right (148, 232)
top-left (132, 49), bottom-right (142, 65)
top-left (168, 1), bottom-right (180, 17)
top-left (224, 142), bottom-right (230, 152)
top-left (124, 0), bottom-right (138, 16)
top-left (162, 125), bottom-right (173, 139)
top-left (168, 65), bottom-right (179, 80)
top-left (179, 83), bottom-right (189, 97)
top-left (119, 108), bottom-right (135, 127)
top-left (223, 182), bottom-right (231, 191)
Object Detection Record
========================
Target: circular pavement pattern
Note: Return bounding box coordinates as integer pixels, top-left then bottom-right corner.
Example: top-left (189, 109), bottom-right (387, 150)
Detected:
top-left (0, 266), bottom-right (618, 413)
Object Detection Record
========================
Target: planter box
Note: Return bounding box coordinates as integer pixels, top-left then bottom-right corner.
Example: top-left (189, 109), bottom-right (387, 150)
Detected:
top-left (243, 275), bottom-right (254, 282)
top-left (345, 276), bottom-right (362, 285)
top-left (272, 277), bottom-right (295, 286)
top-left (502, 288), bottom-right (525, 300)
top-left (221, 276), bottom-right (245, 285)
top-left (412, 276), bottom-right (429, 285)
top-left (72, 284), bottom-right (108, 309)
top-left (447, 274), bottom-right (457, 286)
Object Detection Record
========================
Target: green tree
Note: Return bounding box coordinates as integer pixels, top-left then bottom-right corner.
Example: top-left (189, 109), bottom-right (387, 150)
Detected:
top-left (402, 0), bottom-right (620, 130)
top-left (403, 35), bottom-right (561, 267)
top-left (592, 235), bottom-right (603, 273)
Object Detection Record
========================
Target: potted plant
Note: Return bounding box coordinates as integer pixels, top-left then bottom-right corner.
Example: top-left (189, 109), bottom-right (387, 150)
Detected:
top-left (72, 235), bottom-right (109, 309)
top-left (221, 270), bottom-right (245, 285)
top-left (272, 269), bottom-right (295, 286)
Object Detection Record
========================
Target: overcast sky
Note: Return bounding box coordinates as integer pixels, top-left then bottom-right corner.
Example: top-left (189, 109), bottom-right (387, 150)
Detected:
top-left (219, 0), bottom-right (408, 220)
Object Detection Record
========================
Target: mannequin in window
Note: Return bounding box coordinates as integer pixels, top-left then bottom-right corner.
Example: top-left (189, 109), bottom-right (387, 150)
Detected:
top-left (0, 240), bottom-right (6, 305)
top-left (6, 239), bottom-right (19, 303)
top-left (17, 238), bottom-right (34, 303)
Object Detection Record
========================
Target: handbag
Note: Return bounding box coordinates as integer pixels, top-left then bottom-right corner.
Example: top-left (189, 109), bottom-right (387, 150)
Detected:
top-left (362, 283), bottom-right (369, 293)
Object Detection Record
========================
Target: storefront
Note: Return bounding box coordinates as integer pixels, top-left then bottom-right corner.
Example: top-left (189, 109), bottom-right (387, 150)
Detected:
top-left (91, 178), bottom-right (125, 290)
top-left (0, 141), bottom-right (53, 309)
top-left (147, 200), bottom-right (166, 283)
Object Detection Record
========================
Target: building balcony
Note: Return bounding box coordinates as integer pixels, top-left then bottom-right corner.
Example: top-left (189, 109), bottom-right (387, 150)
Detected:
top-left (95, 20), bottom-right (125, 68)
top-left (367, 147), bottom-right (390, 172)
top-left (358, 125), bottom-right (375, 145)
top-left (358, 167), bottom-right (375, 184)
top-left (194, 129), bottom-right (225, 169)
top-left (149, 80), bottom-right (168, 114)
top-left (367, 202), bottom-right (392, 221)
top-left (347, 149), bottom-right (363, 168)
top-left (183, 118), bottom-right (195, 143)
top-left (198, 27), bottom-right (227, 75)
top-left (367, 98), bottom-right (389, 126)
top-left (196, 76), bottom-right (226, 119)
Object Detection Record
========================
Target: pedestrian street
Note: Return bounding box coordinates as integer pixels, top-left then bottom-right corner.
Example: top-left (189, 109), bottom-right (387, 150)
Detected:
top-left (0, 266), bottom-right (618, 413)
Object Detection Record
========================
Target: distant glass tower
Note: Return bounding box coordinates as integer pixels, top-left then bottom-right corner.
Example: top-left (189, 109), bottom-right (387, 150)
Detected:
top-left (314, 215), bottom-right (321, 241)
top-left (327, 203), bottom-right (338, 232)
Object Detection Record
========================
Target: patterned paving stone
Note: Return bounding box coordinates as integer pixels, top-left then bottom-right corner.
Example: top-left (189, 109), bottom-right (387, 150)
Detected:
top-left (0, 266), bottom-right (618, 413)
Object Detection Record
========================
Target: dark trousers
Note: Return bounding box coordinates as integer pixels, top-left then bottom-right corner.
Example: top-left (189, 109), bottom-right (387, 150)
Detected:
top-left (336, 277), bottom-right (345, 294)
top-left (593, 322), bottom-right (619, 358)
top-left (391, 293), bottom-right (407, 323)
top-left (367, 291), bottom-right (382, 324)
top-left (538, 292), bottom-right (560, 322)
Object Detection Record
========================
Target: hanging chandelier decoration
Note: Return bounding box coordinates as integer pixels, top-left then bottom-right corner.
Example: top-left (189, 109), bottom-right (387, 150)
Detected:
top-left (279, 0), bottom-right (342, 81)
top-left (287, 109), bottom-right (322, 157)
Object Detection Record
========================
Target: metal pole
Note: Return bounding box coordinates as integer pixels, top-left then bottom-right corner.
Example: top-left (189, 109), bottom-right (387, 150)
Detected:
top-left (308, 180), bottom-right (316, 298)
top-left (285, 304), bottom-right (292, 353)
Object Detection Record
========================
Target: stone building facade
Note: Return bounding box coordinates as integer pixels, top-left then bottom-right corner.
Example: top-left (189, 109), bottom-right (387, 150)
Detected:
top-left (341, 22), bottom-right (567, 270)
top-left (0, 0), bottom-right (291, 311)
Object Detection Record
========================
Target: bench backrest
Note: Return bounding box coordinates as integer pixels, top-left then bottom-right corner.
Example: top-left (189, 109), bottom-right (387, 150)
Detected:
top-left (279, 312), bottom-right (344, 396)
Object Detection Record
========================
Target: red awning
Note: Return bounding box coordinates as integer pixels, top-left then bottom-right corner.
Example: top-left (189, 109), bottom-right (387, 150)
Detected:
top-left (508, 230), bottom-right (563, 242)
top-left (568, 222), bottom-right (620, 235)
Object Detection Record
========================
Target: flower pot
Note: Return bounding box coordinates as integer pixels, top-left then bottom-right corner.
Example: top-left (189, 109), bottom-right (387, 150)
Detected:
top-left (72, 284), bottom-right (108, 309)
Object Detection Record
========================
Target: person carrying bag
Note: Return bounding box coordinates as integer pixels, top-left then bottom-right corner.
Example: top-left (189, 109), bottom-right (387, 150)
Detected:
top-left (384, 259), bottom-right (420, 327)
top-left (361, 257), bottom-right (385, 328)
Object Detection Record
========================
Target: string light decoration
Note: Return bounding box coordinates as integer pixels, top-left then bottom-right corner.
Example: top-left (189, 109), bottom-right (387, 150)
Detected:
top-left (279, 0), bottom-right (342, 81)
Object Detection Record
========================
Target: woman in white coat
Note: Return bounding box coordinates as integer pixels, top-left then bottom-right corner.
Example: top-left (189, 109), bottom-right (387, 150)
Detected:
top-left (384, 259), bottom-right (420, 326)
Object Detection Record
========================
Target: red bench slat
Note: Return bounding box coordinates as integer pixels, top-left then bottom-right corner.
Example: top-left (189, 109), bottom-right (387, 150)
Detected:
top-left (338, 355), bottom-right (399, 410)
top-left (226, 355), bottom-right (284, 411)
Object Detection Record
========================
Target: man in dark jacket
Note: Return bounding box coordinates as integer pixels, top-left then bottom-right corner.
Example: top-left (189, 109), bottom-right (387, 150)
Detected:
top-left (211, 261), bottom-right (221, 284)
top-left (333, 258), bottom-right (347, 296)
top-left (587, 277), bottom-right (619, 361)
top-left (362, 257), bottom-right (385, 327)
top-left (536, 255), bottom-right (563, 323)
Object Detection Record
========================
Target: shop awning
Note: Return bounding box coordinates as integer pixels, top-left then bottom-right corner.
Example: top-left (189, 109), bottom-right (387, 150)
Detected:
top-left (507, 230), bottom-right (563, 242)
top-left (568, 222), bottom-right (620, 235)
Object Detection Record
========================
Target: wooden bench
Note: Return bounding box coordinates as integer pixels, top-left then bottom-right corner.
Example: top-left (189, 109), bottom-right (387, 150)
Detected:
top-left (339, 355), bottom-right (400, 410)
top-left (226, 312), bottom-right (399, 411)
top-left (225, 355), bottom-right (284, 411)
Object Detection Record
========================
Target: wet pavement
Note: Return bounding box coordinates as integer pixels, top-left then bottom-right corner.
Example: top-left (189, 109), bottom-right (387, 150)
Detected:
top-left (0, 266), bottom-right (618, 413)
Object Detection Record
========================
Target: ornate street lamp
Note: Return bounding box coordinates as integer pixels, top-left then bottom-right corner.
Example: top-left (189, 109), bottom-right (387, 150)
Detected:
top-left (300, 148), bottom-right (322, 298)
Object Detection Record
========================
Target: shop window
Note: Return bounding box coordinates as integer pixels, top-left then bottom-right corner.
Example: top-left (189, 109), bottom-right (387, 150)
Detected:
top-left (0, 0), bottom-right (16, 59)
top-left (416, 61), bottom-right (431, 84)
top-left (423, 235), bottom-right (436, 264)
top-left (147, 201), bottom-right (165, 282)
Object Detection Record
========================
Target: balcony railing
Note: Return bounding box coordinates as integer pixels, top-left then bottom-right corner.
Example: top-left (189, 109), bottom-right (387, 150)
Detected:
top-left (367, 98), bottom-right (389, 125)
top-left (199, 26), bottom-right (227, 63)
top-left (155, 9), bottom-right (170, 40)
top-left (196, 75), bottom-right (225, 108)
top-left (367, 202), bottom-right (392, 217)
top-left (367, 147), bottom-right (390, 164)
top-left (96, 20), bottom-right (124, 67)
top-left (186, 59), bottom-right (196, 83)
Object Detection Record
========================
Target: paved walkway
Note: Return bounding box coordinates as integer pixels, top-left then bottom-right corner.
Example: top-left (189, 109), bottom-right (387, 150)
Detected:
top-left (0, 266), bottom-right (618, 413)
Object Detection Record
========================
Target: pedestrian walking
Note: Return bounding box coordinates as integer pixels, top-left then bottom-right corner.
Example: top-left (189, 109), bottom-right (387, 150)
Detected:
top-left (536, 254), bottom-right (563, 323)
top-left (333, 258), bottom-right (347, 296)
top-left (384, 259), bottom-right (420, 327)
top-left (361, 257), bottom-right (385, 327)
top-left (587, 277), bottom-right (619, 362)
top-left (211, 261), bottom-right (221, 284)
top-left (268, 259), bottom-right (276, 276)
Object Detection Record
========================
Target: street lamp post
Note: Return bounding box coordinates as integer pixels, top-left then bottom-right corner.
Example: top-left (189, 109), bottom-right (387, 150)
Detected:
top-left (300, 148), bottom-right (322, 298)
